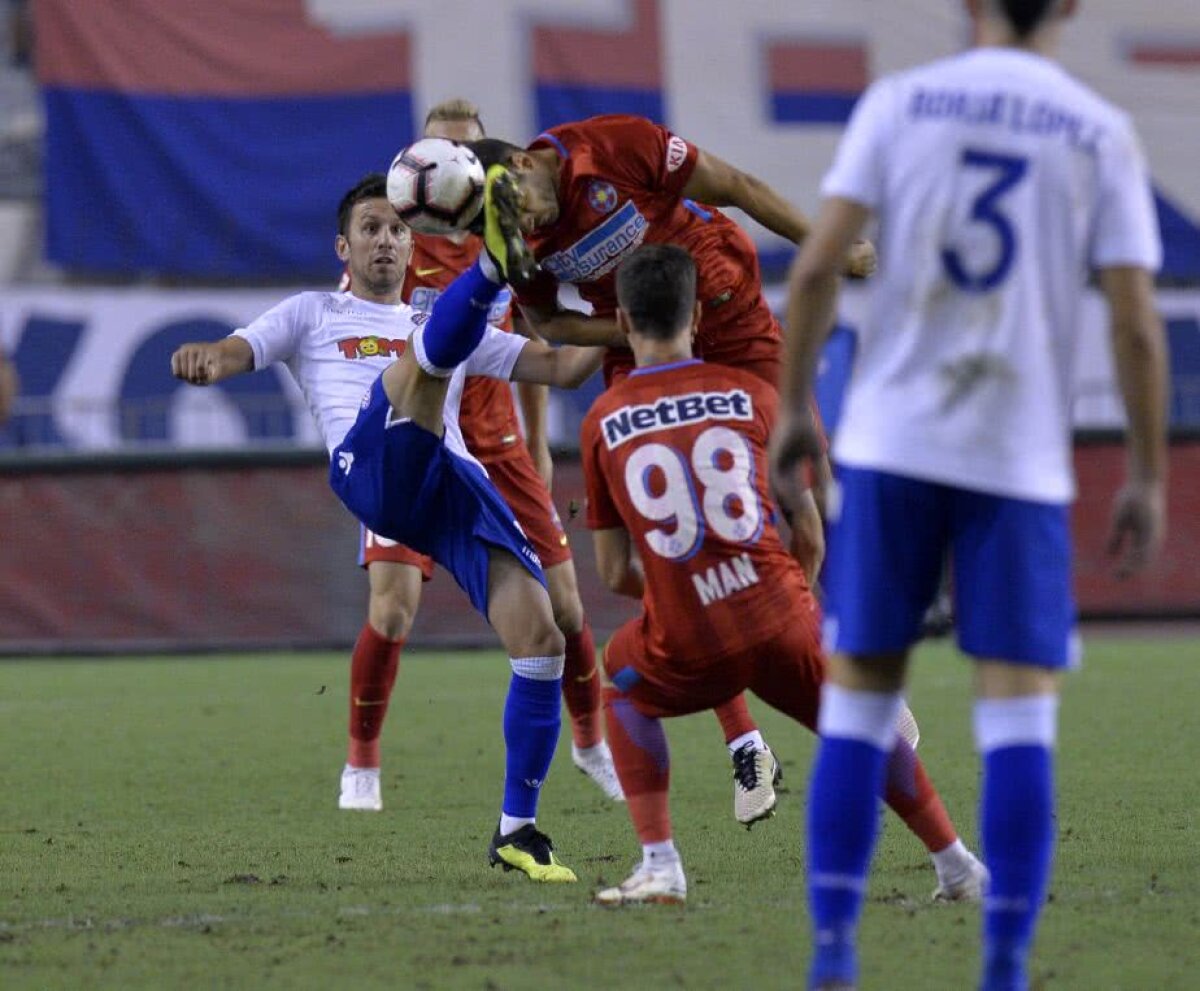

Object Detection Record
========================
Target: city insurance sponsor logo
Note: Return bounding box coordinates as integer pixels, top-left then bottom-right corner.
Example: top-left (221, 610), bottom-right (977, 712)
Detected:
top-left (540, 200), bottom-right (647, 283)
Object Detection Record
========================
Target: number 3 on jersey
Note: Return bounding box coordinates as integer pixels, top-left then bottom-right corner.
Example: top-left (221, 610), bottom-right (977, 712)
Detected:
top-left (941, 148), bottom-right (1029, 292)
top-left (624, 425), bottom-right (763, 560)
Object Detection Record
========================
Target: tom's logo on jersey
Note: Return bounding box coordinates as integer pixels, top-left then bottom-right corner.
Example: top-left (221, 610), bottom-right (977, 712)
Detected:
top-left (587, 181), bottom-right (618, 215)
top-left (665, 135), bottom-right (689, 173)
top-left (601, 388), bottom-right (753, 449)
top-left (409, 285), bottom-right (512, 326)
top-left (337, 451), bottom-right (354, 475)
top-left (541, 200), bottom-right (648, 282)
top-left (337, 336), bottom-right (407, 359)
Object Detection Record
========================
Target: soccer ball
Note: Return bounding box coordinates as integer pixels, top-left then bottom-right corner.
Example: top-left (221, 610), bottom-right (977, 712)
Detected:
top-left (387, 138), bottom-right (486, 236)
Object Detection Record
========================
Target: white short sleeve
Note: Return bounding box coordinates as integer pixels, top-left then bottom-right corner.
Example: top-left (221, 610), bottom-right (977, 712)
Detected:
top-left (233, 294), bottom-right (311, 369)
top-left (1090, 116), bottom-right (1162, 272)
top-left (464, 326), bottom-right (526, 381)
top-left (820, 79), bottom-right (897, 209)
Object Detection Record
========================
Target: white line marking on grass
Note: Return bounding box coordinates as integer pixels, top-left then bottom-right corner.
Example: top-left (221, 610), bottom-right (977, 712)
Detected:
top-left (0, 901), bottom-right (596, 935)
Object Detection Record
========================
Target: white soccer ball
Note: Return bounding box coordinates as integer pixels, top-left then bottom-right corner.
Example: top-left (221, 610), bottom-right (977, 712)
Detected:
top-left (387, 137), bottom-right (486, 236)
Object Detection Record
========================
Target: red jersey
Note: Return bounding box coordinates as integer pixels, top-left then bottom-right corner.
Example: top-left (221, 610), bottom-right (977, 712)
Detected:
top-left (402, 233), bottom-right (525, 462)
top-left (515, 115), bottom-right (778, 383)
top-left (582, 359), bottom-right (811, 667)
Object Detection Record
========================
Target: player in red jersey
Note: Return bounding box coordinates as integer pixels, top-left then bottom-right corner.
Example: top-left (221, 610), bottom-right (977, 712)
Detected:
top-left (471, 115), bottom-right (873, 385)
top-left (472, 114), bottom-right (873, 818)
top-left (581, 245), bottom-right (986, 905)
top-left (339, 100), bottom-right (622, 813)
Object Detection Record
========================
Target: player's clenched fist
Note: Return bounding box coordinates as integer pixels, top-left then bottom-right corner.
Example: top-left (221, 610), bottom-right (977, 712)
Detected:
top-left (171, 343), bottom-right (222, 384)
top-left (842, 238), bottom-right (877, 279)
top-left (170, 337), bottom-right (254, 386)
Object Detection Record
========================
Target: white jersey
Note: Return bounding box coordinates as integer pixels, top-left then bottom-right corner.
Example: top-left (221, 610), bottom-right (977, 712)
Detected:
top-left (823, 47), bottom-right (1161, 503)
top-left (233, 291), bottom-right (525, 465)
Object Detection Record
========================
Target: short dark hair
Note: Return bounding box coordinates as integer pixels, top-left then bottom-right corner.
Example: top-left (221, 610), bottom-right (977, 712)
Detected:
top-left (468, 138), bottom-right (525, 172)
top-left (616, 245), bottom-right (697, 340)
top-left (995, 0), bottom-right (1059, 38)
top-left (337, 173), bottom-right (388, 236)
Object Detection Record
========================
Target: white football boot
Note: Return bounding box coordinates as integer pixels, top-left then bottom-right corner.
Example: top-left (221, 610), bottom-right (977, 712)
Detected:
top-left (932, 847), bottom-right (989, 903)
top-left (595, 858), bottom-right (687, 906)
top-left (338, 765), bottom-right (382, 811)
top-left (732, 743), bottom-right (781, 827)
top-left (571, 741), bottom-right (626, 801)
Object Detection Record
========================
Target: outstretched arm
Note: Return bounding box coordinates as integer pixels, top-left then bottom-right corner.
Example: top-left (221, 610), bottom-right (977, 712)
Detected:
top-left (171, 337), bottom-right (255, 385)
top-left (593, 527), bottom-right (644, 599)
top-left (511, 338), bottom-right (605, 389)
top-left (682, 149), bottom-right (875, 278)
top-left (521, 303), bottom-right (626, 348)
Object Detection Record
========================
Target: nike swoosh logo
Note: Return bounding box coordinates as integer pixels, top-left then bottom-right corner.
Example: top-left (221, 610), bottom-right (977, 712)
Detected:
top-left (352, 697), bottom-right (387, 707)
top-left (414, 266), bottom-right (443, 277)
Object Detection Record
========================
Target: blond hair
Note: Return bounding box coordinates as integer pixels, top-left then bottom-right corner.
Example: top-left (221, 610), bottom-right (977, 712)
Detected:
top-left (424, 98), bottom-right (485, 135)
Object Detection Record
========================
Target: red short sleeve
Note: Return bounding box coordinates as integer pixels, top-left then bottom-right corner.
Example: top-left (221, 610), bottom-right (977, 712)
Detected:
top-left (581, 411), bottom-right (624, 531)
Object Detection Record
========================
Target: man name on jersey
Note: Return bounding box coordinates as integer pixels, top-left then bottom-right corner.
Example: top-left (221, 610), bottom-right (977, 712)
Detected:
top-left (691, 551), bottom-right (761, 607)
top-left (909, 88), bottom-right (1103, 155)
top-left (600, 387), bottom-right (754, 449)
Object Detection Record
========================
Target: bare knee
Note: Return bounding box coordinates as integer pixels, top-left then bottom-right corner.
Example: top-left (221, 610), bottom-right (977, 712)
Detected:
top-left (366, 562), bottom-right (423, 641)
top-left (368, 590), bottom-right (416, 640)
top-left (512, 622), bottom-right (566, 661)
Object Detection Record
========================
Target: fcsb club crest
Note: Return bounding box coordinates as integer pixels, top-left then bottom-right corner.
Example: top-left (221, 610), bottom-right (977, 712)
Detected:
top-left (587, 181), bottom-right (618, 214)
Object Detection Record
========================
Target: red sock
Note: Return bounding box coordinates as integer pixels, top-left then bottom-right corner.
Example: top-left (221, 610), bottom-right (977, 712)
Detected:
top-left (562, 622), bottom-right (602, 749)
top-left (603, 686), bottom-right (671, 843)
top-left (714, 693), bottom-right (757, 744)
top-left (883, 736), bottom-right (959, 853)
top-left (346, 623), bottom-right (403, 768)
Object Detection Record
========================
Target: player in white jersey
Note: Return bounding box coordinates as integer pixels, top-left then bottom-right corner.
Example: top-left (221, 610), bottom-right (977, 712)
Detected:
top-left (771, 2), bottom-right (1168, 989)
top-left (172, 171), bottom-right (603, 884)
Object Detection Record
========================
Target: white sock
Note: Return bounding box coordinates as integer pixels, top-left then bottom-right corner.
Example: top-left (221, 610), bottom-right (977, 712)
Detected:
top-left (642, 840), bottom-right (679, 867)
top-left (930, 838), bottom-right (974, 885)
top-left (573, 740), bottom-right (609, 757)
top-left (499, 814), bottom-right (534, 836)
top-left (477, 249), bottom-right (501, 284)
top-left (727, 730), bottom-right (766, 754)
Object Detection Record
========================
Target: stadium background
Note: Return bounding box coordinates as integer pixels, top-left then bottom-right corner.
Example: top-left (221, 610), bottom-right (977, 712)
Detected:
top-left (0, 0), bottom-right (1197, 652)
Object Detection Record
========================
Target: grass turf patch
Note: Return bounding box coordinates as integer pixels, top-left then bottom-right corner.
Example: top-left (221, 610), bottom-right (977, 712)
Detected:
top-left (0, 638), bottom-right (1196, 989)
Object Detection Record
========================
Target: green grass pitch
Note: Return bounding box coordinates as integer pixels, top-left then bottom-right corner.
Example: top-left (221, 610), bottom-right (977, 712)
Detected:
top-left (1, 638), bottom-right (1197, 989)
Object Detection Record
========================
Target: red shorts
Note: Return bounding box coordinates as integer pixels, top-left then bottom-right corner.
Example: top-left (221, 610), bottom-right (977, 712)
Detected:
top-left (486, 449), bottom-right (572, 568)
top-left (603, 611), bottom-right (825, 729)
top-left (358, 525), bottom-right (435, 577)
top-left (358, 445), bottom-right (571, 571)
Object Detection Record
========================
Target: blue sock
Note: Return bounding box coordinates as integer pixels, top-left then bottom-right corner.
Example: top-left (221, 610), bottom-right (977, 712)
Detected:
top-left (501, 672), bottom-right (562, 820)
top-left (975, 695), bottom-right (1058, 991)
top-left (980, 745), bottom-right (1054, 991)
top-left (416, 259), bottom-right (502, 374)
top-left (807, 736), bottom-right (890, 989)
top-left (806, 685), bottom-right (903, 991)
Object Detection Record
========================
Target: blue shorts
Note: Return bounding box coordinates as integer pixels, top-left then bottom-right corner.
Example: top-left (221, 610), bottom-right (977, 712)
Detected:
top-left (822, 465), bottom-right (1078, 668)
top-left (329, 377), bottom-right (545, 616)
